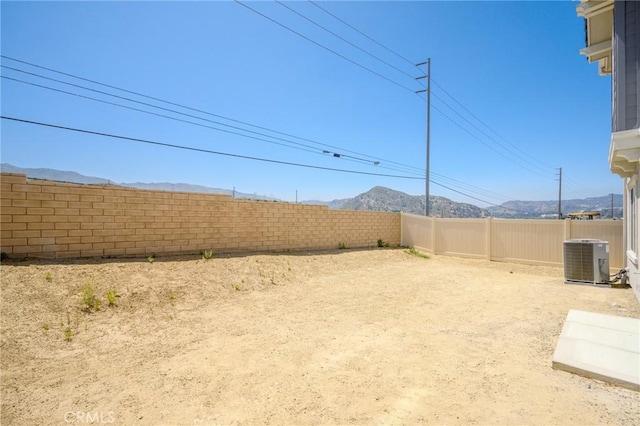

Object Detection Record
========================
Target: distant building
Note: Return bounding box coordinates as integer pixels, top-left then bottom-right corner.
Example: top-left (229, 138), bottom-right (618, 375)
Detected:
top-left (577, 0), bottom-right (640, 301)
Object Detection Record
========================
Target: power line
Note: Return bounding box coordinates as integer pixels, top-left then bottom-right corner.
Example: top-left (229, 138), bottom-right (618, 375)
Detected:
top-left (0, 55), bottom-right (425, 175)
top-left (1, 60), bottom-right (531, 206)
top-left (429, 89), bottom-right (555, 177)
top-left (1, 116), bottom-right (427, 180)
top-left (431, 80), bottom-right (555, 173)
top-left (276, 1), bottom-right (419, 81)
top-left (234, 0), bottom-right (417, 94)
top-left (308, 0), bottom-right (416, 67)
top-left (298, 5), bottom-right (556, 176)
top-left (1, 75), bottom-right (329, 158)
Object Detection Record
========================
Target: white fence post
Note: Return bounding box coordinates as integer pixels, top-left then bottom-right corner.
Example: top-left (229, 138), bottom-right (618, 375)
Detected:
top-left (486, 217), bottom-right (492, 261)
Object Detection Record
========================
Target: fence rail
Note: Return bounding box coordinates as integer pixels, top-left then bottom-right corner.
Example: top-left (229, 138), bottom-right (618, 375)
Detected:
top-left (401, 213), bottom-right (624, 269)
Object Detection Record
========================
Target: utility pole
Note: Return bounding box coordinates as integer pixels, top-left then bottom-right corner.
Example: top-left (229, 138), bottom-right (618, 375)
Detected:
top-left (415, 58), bottom-right (431, 216)
top-left (557, 168), bottom-right (562, 219)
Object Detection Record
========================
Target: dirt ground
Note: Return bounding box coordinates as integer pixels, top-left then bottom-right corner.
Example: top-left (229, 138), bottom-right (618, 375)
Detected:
top-left (1, 248), bottom-right (639, 425)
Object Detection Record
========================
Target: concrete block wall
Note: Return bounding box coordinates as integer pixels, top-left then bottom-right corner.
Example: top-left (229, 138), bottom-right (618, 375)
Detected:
top-left (0, 173), bottom-right (400, 259)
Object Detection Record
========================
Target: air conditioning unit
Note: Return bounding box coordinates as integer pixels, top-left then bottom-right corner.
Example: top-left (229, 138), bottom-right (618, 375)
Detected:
top-left (563, 239), bottom-right (610, 285)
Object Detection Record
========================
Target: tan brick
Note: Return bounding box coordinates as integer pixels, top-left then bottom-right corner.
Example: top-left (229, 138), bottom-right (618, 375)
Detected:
top-left (1, 191), bottom-right (26, 200)
top-left (81, 249), bottom-right (104, 257)
top-left (13, 184), bottom-right (41, 193)
top-left (68, 216), bottom-right (90, 223)
top-left (28, 237), bottom-right (55, 245)
top-left (125, 247), bottom-right (146, 255)
top-left (13, 230), bottom-right (42, 238)
top-left (56, 251), bottom-right (81, 259)
top-left (69, 243), bottom-right (93, 251)
top-left (57, 236), bottom-right (81, 245)
top-left (81, 236), bottom-right (103, 244)
top-left (27, 222), bottom-right (55, 230)
top-left (42, 215), bottom-right (69, 223)
top-left (55, 208), bottom-right (80, 216)
top-left (4, 238), bottom-right (28, 247)
top-left (0, 222), bottom-right (26, 231)
top-left (42, 200), bottom-right (68, 208)
top-left (11, 199), bottom-right (42, 208)
top-left (69, 201), bottom-right (92, 209)
top-left (104, 196), bottom-right (125, 204)
top-left (103, 222), bottom-right (126, 230)
top-left (42, 230), bottom-right (68, 238)
top-left (104, 248), bottom-right (126, 257)
top-left (80, 195), bottom-right (103, 202)
top-left (2, 206), bottom-right (27, 215)
top-left (27, 207), bottom-right (55, 215)
top-left (115, 242), bottom-right (136, 249)
top-left (42, 244), bottom-right (68, 253)
top-left (55, 222), bottom-right (80, 230)
top-left (0, 174), bottom-right (27, 184)
top-left (80, 223), bottom-right (104, 230)
top-left (13, 245), bottom-right (41, 254)
top-left (54, 193), bottom-right (80, 202)
top-left (80, 208), bottom-right (103, 216)
top-left (26, 192), bottom-right (55, 201)
top-left (92, 242), bottom-right (114, 250)
top-left (69, 230), bottom-right (92, 237)
top-left (13, 215), bottom-right (41, 223)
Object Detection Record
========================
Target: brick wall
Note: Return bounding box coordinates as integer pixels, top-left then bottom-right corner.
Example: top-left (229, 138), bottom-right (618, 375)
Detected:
top-left (0, 173), bottom-right (400, 259)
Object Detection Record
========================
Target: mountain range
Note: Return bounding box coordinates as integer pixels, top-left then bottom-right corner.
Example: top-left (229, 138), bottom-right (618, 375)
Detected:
top-left (0, 163), bottom-right (623, 219)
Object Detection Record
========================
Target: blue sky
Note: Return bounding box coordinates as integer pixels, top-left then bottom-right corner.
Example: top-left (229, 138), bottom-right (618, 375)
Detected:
top-left (1, 1), bottom-right (618, 206)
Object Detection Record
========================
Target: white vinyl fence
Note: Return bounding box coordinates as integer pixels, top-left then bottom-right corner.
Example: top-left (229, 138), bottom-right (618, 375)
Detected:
top-left (401, 214), bottom-right (624, 269)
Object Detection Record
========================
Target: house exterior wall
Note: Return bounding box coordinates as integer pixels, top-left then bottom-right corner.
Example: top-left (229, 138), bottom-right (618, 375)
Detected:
top-left (612, 0), bottom-right (640, 133)
top-left (613, 0), bottom-right (640, 301)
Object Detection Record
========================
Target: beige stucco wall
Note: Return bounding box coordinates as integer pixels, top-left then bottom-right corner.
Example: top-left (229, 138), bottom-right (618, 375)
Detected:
top-left (0, 173), bottom-right (400, 259)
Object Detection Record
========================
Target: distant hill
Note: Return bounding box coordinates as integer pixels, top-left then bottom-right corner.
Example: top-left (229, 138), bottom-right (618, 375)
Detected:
top-left (487, 194), bottom-right (623, 219)
top-left (328, 186), bottom-right (490, 218)
top-left (0, 164), bottom-right (276, 201)
top-left (1, 164), bottom-right (622, 218)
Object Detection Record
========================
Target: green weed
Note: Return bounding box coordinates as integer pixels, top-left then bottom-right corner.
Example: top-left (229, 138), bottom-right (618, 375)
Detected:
top-left (407, 247), bottom-right (430, 259)
top-left (147, 255), bottom-right (155, 263)
top-left (45, 272), bottom-right (53, 282)
top-left (201, 249), bottom-right (214, 260)
top-left (63, 312), bottom-right (73, 342)
top-left (338, 242), bottom-right (349, 249)
top-left (106, 289), bottom-right (117, 307)
top-left (81, 283), bottom-right (101, 312)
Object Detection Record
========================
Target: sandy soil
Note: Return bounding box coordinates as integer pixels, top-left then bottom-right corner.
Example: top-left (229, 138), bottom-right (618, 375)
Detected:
top-left (1, 248), bottom-right (639, 425)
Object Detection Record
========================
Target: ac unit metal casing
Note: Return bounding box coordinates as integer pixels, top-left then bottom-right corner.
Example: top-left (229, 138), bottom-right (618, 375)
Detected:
top-left (563, 239), bottom-right (610, 285)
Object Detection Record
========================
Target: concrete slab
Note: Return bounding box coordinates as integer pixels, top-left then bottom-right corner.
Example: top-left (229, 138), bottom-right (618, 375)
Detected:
top-left (552, 310), bottom-right (640, 391)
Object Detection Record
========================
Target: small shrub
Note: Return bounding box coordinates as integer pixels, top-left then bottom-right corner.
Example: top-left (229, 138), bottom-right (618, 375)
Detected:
top-left (147, 255), bottom-right (155, 263)
top-left (338, 242), bottom-right (349, 249)
top-left (42, 323), bottom-right (50, 332)
top-left (377, 239), bottom-right (390, 248)
top-left (45, 272), bottom-right (53, 282)
top-left (81, 283), bottom-right (101, 312)
top-left (201, 249), bottom-right (214, 260)
top-left (106, 289), bottom-right (117, 307)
